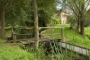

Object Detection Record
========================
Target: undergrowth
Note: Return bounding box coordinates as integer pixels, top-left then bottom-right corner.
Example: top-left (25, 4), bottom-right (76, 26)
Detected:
top-left (0, 44), bottom-right (36, 60)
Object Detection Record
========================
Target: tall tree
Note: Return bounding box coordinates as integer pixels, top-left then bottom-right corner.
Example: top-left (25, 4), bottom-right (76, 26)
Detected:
top-left (0, 0), bottom-right (13, 38)
top-left (0, 0), bottom-right (29, 38)
top-left (61, 0), bottom-right (90, 35)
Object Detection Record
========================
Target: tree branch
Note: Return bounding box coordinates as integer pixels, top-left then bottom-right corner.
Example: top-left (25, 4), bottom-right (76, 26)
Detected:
top-left (73, 1), bottom-right (80, 14)
top-left (5, 0), bottom-right (13, 10)
top-left (68, 1), bottom-right (79, 17)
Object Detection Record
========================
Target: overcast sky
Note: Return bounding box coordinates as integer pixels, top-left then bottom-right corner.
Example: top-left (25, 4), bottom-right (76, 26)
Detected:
top-left (56, 0), bottom-right (90, 10)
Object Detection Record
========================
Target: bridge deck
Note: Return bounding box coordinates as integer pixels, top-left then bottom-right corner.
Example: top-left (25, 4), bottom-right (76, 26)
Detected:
top-left (19, 38), bottom-right (61, 44)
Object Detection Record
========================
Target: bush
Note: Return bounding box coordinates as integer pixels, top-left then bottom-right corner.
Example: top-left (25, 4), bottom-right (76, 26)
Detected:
top-left (15, 29), bottom-right (34, 39)
top-left (49, 18), bottom-right (61, 26)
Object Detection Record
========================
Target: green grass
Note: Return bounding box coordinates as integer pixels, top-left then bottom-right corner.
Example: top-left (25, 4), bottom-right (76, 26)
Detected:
top-left (42, 26), bottom-right (90, 49)
top-left (0, 41), bottom-right (36, 60)
top-left (85, 27), bottom-right (90, 36)
top-left (54, 24), bottom-right (70, 28)
top-left (64, 29), bottom-right (90, 48)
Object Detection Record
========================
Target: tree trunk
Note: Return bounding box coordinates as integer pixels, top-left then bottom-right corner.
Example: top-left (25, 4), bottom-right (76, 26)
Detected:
top-left (77, 18), bottom-right (80, 32)
top-left (80, 20), bottom-right (84, 36)
top-left (0, 3), bottom-right (5, 38)
top-left (33, 0), bottom-right (39, 49)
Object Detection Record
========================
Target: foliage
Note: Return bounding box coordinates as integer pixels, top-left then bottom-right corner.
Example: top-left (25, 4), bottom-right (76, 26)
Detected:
top-left (84, 10), bottom-right (90, 27)
top-left (15, 29), bottom-right (34, 39)
top-left (25, 45), bottom-right (53, 60)
top-left (5, 0), bottom-right (57, 39)
top-left (85, 27), bottom-right (90, 39)
top-left (5, 0), bottom-right (57, 27)
top-left (49, 18), bottom-right (61, 26)
top-left (0, 0), bottom-right (57, 38)
top-left (68, 15), bottom-right (77, 28)
top-left (85, 27), bottom-right (90, 36)
top-left (0, 44), bottom-right (36, 60)
top-left (38, 10), bottom-right (51, 27)
top-left (5, 0), bottom-right (29, 26)
top-left (30, 0), bottom-right (56, 27)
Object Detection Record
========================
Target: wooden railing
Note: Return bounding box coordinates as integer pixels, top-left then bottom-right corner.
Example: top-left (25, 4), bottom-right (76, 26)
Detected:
top-left (11, 27), bottom-right (34, 42)
top-left (11, 27), bottom-right (64, 42)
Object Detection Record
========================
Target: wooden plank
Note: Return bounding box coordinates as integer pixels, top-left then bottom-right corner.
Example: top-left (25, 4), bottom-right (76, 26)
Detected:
top-left (61, 42), bottom-right (90, 51)
top-left (39, 27), bottom-right (62, 29)
top-left (25, 27), bottom-right (33, 29)
top-left (20, 40), bottom-right (35, 44)
top-left (15, 27), bottom-right (33, 29)
top-left (40, 33), bottom-right (61, 35)
top-left (59, 42), bottom-right (90, 56)
top-left (19, 38), bottom-right (61, 44)
top-left (16, 34), bottom-right (32, 35)
top-left (5, 27), bottom-right (34, 30)
top-left (39, 38), bottom-right (61, 42)
top-left (13, 33), bottom-right (60, 36)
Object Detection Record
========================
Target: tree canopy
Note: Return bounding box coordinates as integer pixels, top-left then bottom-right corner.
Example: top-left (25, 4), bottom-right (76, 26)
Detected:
top-left (59, 0), bottom-right (90, 35)
top-left (0, 0), bottom-right (57, 38)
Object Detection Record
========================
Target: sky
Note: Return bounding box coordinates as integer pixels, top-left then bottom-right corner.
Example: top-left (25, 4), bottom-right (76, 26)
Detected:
top-left (56, 4), bottom-right (62, 10)
top-left (56, 0), bottom-right (90, 10)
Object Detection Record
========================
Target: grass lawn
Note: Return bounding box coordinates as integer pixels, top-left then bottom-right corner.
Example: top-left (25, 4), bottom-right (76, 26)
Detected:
top-left (42, 25), bottom-right (90, 49)
top-left (0, 40), bottom-right (36, 60)
top-left (85, 27), bottom-right (90, 36)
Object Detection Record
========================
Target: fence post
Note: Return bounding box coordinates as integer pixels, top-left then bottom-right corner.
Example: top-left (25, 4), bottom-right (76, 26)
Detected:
top-left (13, 33), bottom-right (16, 43)
top-left (12, 27), bottom-right (16, 43)
top-left (60, 12), bottom-right (67, 42)
top-left (61, 28), bottom-right (65, 42)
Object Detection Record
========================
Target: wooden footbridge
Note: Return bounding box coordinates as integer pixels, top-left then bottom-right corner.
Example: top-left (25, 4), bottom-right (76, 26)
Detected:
top-left (7, 27), bottom-right (90, 59)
